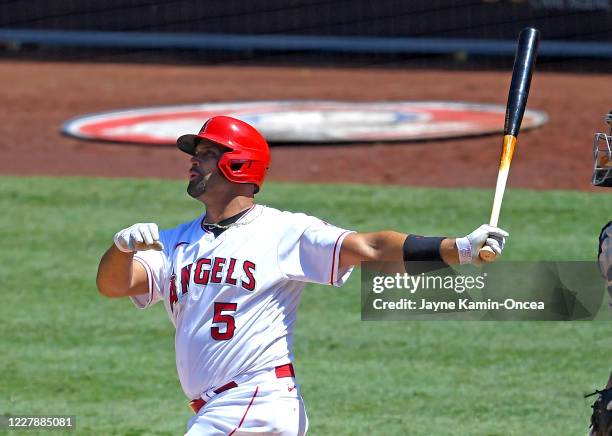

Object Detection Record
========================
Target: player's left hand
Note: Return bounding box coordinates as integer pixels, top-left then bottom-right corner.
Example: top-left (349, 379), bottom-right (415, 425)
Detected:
top-left (457, 224), bottom-right (509, 265)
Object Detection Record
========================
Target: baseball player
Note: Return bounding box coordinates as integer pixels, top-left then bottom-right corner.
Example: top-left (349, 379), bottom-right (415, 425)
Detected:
top-left (96, 116), bottom-right (508, 435)
top-left (593, 110), bottom-right (612, 305)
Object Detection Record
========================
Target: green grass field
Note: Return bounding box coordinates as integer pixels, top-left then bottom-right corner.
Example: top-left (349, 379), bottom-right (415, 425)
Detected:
top-left (1, 176), bottom-right (611, 435)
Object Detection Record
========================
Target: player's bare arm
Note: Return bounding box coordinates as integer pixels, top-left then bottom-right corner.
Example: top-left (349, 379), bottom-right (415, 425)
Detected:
top-left (339, 225), bottom-right (509, 269)
top-left (96, 223), bottom-right (163, 298)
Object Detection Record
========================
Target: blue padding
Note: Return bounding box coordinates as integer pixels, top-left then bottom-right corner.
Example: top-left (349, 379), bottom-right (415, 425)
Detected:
top-left (0, 29), bottom-right (611, 58)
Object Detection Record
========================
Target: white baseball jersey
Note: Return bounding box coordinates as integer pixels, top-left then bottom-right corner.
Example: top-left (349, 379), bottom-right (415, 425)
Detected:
top-left (130, 204), bottom-right (354, 400)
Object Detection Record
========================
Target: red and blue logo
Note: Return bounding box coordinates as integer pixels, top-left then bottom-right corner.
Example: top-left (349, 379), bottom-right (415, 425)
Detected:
top-left (62, 101), bottom-right (547, 144)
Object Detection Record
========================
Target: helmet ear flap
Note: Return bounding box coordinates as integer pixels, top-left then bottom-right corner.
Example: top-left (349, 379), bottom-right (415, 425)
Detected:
top-left (219, 158), bottom-right (260, 193)
top-left (218, 156), bottom-right (252, 182)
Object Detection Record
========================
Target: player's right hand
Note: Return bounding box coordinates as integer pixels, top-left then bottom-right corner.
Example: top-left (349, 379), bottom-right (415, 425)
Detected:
top-left (113, 223), bottom-right (164, 253)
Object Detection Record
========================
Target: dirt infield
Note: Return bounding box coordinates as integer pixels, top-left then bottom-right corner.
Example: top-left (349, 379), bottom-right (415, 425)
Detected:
top-left (1, 61), bottom-right (609, 191)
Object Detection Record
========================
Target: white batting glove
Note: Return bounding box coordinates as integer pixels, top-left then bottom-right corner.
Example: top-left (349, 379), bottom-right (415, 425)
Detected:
top-left (113, 223), bottom-right (164, 253)
top-left (455, 224), bottom-right (509, 265)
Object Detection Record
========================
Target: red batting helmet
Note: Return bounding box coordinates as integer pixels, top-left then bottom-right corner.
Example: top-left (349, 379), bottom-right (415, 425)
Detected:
top-left (177, 116), bottom-right (270, 192)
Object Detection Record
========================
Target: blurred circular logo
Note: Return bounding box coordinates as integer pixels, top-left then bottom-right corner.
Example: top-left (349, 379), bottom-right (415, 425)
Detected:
top-left (62, 101), bottom-right (547, 144)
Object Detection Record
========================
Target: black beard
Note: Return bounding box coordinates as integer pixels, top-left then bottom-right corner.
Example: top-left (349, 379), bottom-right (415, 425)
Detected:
top-left (187, 176), bottom-right (207, 198)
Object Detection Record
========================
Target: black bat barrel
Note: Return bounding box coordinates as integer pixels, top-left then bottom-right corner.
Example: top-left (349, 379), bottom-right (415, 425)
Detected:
top-left (505, 27), bottom-right (540, 137)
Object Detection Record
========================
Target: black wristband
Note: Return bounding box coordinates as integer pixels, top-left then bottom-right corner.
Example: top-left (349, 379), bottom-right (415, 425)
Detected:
top-left (403, 235), bottom-right (446, 275)
top-left (403, 235), bottom-right (444, 262)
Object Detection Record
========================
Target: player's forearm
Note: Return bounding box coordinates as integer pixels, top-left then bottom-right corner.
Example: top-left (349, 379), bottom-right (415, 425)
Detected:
top-left (96, 245), bottom-right (141, 297)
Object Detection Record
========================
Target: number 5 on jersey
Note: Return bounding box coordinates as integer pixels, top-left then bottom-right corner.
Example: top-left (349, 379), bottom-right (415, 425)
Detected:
top-left (211, 302), bottom-right (237, 340)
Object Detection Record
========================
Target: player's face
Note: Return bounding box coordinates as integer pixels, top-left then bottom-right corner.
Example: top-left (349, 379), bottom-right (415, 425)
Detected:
top-left (187, 142), bottom-right (226, 198)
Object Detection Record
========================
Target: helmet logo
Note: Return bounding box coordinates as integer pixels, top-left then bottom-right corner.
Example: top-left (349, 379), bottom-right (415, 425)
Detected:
top-left (199, 119), bottom-right (211, 134)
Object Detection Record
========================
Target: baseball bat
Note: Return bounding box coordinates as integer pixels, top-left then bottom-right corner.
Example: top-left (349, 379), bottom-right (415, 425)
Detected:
top-left (479, 27), bottom-right (540, 262)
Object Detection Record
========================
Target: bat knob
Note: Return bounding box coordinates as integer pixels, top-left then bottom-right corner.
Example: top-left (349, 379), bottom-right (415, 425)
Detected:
top-left (478, 246), bottom-right (497, 263)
